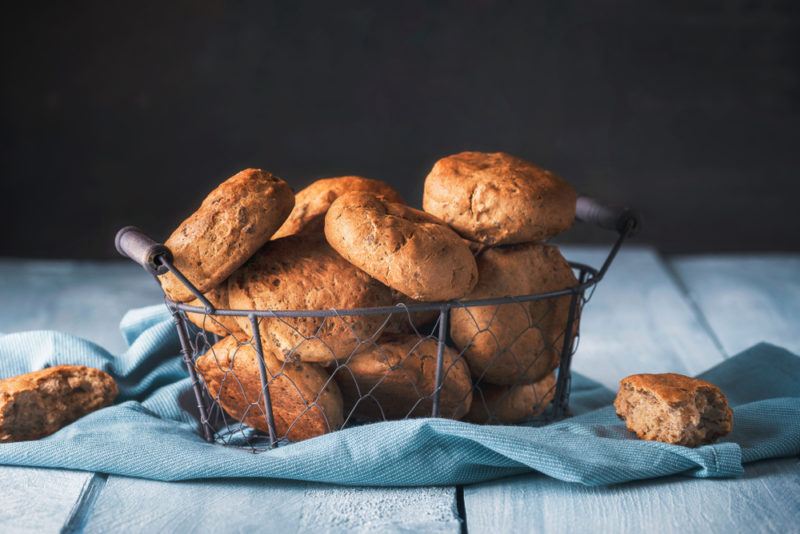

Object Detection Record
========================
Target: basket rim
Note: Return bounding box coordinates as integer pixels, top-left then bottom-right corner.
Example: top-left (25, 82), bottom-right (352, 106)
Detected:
top-left (171, 261), bottom-right (599, 318)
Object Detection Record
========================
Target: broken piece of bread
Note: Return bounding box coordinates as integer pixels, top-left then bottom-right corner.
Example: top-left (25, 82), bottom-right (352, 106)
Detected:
top-left (614, 373), bottom-right (732, 447)
top-left (0, 365), bottom-right (118, 442)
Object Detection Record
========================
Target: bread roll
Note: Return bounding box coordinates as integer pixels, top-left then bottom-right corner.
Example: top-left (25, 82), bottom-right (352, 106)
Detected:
top-left (228, 233), bottom-right (393, 363)
top-left (423, 152), bottom-right (575, 245)
top-left (450, 243), bottom-right (578, 385)
top-left (383, 289), bottom-right (440, 336)
top-left (467, 373), bottom-right (556, 424)
top-left (0, 365), bottom-right (117, 442)
top-left (334, 335), bottom-right (473, 421)
top-left (614, 373), bottom-right (733, 447)
top-left (184, 282), bottom-right (246, 338)
top-left (325, 192), bottom-right (478, 301)
top-left (196, 335), bottom-right (344, 442)
top-left (273, 176), bottom-right (403, 239)
top-left (159, 168), bottom-right (294, 302)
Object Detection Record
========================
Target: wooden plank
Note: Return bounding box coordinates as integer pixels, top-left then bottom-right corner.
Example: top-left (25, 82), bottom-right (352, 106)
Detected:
top-left (0, 260), bottom-right (160, 532)
top-left (671, 255), bottom-right (800, 356)
top-left (0, 259), bottom-right (460, 532)
top-left (464, 252), bottom-right (800, 534)
top-left (11, 253), bottom-right (794, 533)
top-left (79, 246), bottom-right (704, 532)
top-left (82, 477), bottom-right (461, 533)
top-left (0, 467), bottom-right (98, 534)
top-left (463, 246), bottom-right (734, 533)
top-left (0, 259), bottom-right (163, 354)
top-left (559, 246), bottom-right (725, 388)
top-left (463, 458), bottom-right (800, 534)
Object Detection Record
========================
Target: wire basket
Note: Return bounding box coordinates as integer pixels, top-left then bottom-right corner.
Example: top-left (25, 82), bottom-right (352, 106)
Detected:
top-left (116, 196), bottom-right (639, 450)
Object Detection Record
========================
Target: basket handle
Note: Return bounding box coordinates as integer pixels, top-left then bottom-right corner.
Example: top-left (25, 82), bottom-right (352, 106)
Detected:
top-left (115, 226), bottom-right (172, 275)
top-left (576, 196), bottom-right (641, 236)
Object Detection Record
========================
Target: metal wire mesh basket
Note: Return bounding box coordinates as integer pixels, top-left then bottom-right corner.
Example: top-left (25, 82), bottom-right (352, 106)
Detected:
top-left (116, 196), bottom-right (639, 450)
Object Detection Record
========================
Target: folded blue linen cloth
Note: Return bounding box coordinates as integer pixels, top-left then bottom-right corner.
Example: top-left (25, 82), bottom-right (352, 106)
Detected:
top-left (0, 304), bottom-right (797, 487)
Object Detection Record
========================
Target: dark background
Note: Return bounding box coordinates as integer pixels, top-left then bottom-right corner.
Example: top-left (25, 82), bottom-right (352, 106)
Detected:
top-left (2, 1), bottom-right (799, 258)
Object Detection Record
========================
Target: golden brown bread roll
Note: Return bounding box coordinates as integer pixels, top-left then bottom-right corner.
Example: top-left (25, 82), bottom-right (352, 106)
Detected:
top-left (324, 192), bottom-right (478, 301)
top-left (273, 176), bottom-right (404, 239)
top-left (184, 282), bottom-right (246, 338)
top-left (383, 289), bottom-right (440, 336)
top-left (195, 335), bottom-right (344, 442)
top-left (450, 243), bottom-right (578, 385)
top-left (423, 152), bottom-right (576, 245)
top-left (159, 169), bottom-right (295, 302)
top-left (227, 233), bottom-right (393, 363)
top-left (333, 335), bottom-right (473, 421)
top-left (467, 373), bottom-right (556, 424)
top-left (614, 373), bottom-right (733, 447)
top-left (0, 365), bottom-right (117, 442)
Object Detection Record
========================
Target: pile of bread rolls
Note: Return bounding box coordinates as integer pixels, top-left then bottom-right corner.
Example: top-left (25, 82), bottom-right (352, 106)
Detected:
top-left (160, 152), bottom-right (578, 442)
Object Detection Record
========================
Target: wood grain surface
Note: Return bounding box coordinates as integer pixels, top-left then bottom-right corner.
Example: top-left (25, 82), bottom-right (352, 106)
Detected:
top-left (0, 259), bottom-right (461, 534)
top-left (559, 246), bottom-right (725, 387)
top-left (672, 255), bottom-right (800, 356)
top-left (463, 251), bottom-right (800, 534)
top-left (0, 467), bottom-right (95, 534)
top-left (82, 478), bottom-right (461, 533)
top-left (0, 261), bottom-right (159, 534)
top-left (463, 459), bottom-right (800, 534)
top-left (0, 253), bottom-right (797, 533)
top-left (0, 260), bottom-right (163, 354)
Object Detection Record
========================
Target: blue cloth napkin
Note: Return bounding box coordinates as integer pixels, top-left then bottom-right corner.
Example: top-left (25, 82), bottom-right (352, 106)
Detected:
top-left (0, 304), bottom-right (798, 487)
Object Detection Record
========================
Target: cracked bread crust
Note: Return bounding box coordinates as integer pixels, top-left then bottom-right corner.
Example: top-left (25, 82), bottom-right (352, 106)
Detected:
top-left (450, 242), bottom-right (578, 385)
top-left (196, 335), bottom-right (343, 442)
top-left (614, 373), bottom-right (733, 447)
top-left (159, 168), bottom-right (295, 302)
top-left (0, 365), bottom-right (118, 442)
top-left (423, 152), bottom-right (576, 245)
top-left (227, 233), bottom-right (393, 363)
top-left (333, 334), bottom-right (472, 421)
top-left (324, 191), bottom-right (478, 301)
top-left (467, 373), bottom-right (556, 424)
top-left (273, 176), bottom-right (404, 239)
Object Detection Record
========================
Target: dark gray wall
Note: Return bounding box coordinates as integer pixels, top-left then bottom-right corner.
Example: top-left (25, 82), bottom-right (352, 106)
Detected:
top-left (2, 1), bottom-right (799, 258)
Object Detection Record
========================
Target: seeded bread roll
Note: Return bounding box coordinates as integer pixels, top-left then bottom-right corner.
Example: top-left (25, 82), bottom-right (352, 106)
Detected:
top-left (196, 336), bottom-right (343, 442)
top-left (450, 243), bottom-right (578, 385)
top-left (467, 373), bottom-right (556, 424)
top-left (184, 282), bottom-right (246, 338)
top-left (0, 365), bottom-right (117, 442)
top-left (614, 373), bottom-right (733, 447)
top-left (325, 192), bottom-right (478, 301)
top-left (423, 152), bottom-right (576, 245)
top-left (159, 168), bottom-right (295, 302)
top-left (273, 176), bottom-right (404, 239)
top-left (333, 335), bottom-right (472, 421)
top-left (228, 233), bottom-right (393, 363)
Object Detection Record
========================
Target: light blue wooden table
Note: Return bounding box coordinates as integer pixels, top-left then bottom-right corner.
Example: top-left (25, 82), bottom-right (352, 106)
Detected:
top-left (0, 249), bottom-right (798, 533)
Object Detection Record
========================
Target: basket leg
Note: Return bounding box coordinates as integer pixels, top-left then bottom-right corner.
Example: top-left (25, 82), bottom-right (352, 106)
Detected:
top-left (249, 314), bottom-right (278, 447)
top-left (552, 293), bottom-right (580, 419)
top-left (173, 309), bottom-right (214, 443)
top-left (431, 306), bottom-right (450, 418)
